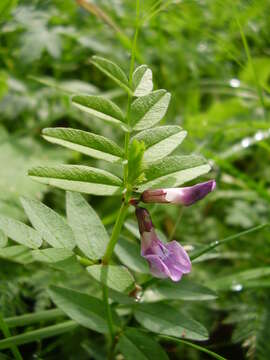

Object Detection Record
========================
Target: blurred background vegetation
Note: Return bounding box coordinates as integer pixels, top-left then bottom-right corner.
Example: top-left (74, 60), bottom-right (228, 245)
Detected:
top-left (1, 0), bottom-right (270, 359)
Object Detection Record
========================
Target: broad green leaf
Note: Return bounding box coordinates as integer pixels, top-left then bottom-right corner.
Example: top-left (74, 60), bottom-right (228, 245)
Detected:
top-left (131, 90), bottom-right (171, 131)
top-left (21, 197), bottom-right (75, 250)
top-left (28, 165), bottom-right (123, 196)
top-left (135, 303), bottom-right (208, 341)
top-left (48, 286), bottom-right (119, 333)
top-left (0, 215), bottom-right (42, 249)
top-left (0, 229), bottom-right (7, 248)
top-left (91, 56), bottom-right (131, 95)
top-left (31, 248), bottom-right (74, 263)
top-left (0, 321), bottom-right (78, 350)
top-left (87, 264), bottom-right (135, 294)
top-left (115, 237), bottom-right (148, 274)
top-left (208, 267), bottom-right (270, 291)
top-left (118, 328), bottom-right (169, 360)
top-left (66, 192), bottom-right (109, 260)
top-left (42, 128), bottom-right (124, 163)
top-left (72, 95), bottom-right (127, 129)
top-left (142, 278), bottom-right (217, 302)
top-left (132, 65), bottom-right (153, 97)
top-left (132, 126), bottom-right (187, 163)
top-left (0, 245), bottom-right (34, 264)
top-left (138, 155), bottom-right (211, 192)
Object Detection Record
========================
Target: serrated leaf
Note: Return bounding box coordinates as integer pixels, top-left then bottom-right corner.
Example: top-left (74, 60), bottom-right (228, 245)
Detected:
top-left (87, 264), bottom-right (135, 294)
top-left (0, 229), bottom-right (7, 248)
top-left (133, 65), bottom-right (153, 97)
top-left (142, 278), bottom-right (217, 302)
top-left (28, 165), bottom-right (123, 196)
top-left (66, 192), bottom-right (109, 260)
top-left (91, 56), bottom-right (131, 95)
top-left (0, 215), bottom-right (42, 249)
top-left (72, 95), bottom-right (126, 129)
top-left (48, 286), bottom-right (119, 334)
top-left (138, 155), bottom-right (211, 192)
top-left (118, 328), bottom-right (169, 360)
top-left (134, 303), bottom-right (208, 341)
top-left (131, 90), bottom-right (171, 131)
top-left (132, 126), bottom-right (187, 163)
top-left (115, 237), bottom-right (148, 274)
top-left (42, 128), bottom-right (124, 163)
top-left (21, 197), bottom-right (75, 250)
top-left (31, 248), bottom-right (74, 263)
top-left (0, 245), bottom-right (34, 264)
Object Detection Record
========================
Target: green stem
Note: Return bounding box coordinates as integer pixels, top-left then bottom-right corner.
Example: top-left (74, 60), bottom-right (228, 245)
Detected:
top-left (0, 312), bottom-right (23, 360)
top-left (102, 201), bottom-right (129, 264)
top-left (102, 284), bottom-right (114, 345)
top-left (190, 223), bottom-right (269, 261)
top-left (101, 2), bottom-right (140, 358)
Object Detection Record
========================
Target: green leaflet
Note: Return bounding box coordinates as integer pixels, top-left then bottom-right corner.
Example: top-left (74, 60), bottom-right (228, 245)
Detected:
top-left (134, 303), bottom-right (209, 341)
top-left (115, 237), bottom-right (149, 274)
top-left (142, 278), bottom-right (217, 302)
top-left (87, 264), bottom-right (135, 294)
top-left (0, 245), bottom-right (34, 264)
top-left (48, 286), bottom-right (120, 334)
top-left (72, 95), bottom-right (127, 129)
top-left (21, 196), bottom-right (75, 250)
top-left (118, 328), bottom-right (169, 360)
top-left (91, 55), bottom-right (132, 95)
top-left (0, 215), bottom-right (42, 249)
top-left (138, 155), bottom-right (211, 192)
top-left (31, 248), bottom-right (74, 263)
top-left (0, 229), bottom-right (7, 248)
top-left (66, 192), bottom-right (109, 260)
top-left (28, 164), bottom-right (123, 196)
top-left (131, 90), bottom-right (171, 131)
top-left (132, 125), bottom-right (187, 163)
top-left (132, 65), bottom-right (153, 97)
top-left (42, 128), bottom-right (124, 163)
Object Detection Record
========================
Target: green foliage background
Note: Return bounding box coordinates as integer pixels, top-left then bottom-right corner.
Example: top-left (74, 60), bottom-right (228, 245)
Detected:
top-left (1, 0), bottom-right (270, 359)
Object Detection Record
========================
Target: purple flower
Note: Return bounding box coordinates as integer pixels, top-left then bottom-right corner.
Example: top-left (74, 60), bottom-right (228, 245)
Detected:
top-left (141, 180), bottom-right (216, 206)
top-left (135, 207), bottom-right (191, 282)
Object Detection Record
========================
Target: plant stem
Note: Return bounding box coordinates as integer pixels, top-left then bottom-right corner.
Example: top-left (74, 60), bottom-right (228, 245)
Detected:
top-left (123, 0), bottom-right (140, 186)
top-left (102, 201), bottom-right (129, 264)
top-left (101, 2), bottom-right (140, 358)
top-left (0, 312), bottom-right (23, 360)
top-left (190, 223), bottom-right (269, 261)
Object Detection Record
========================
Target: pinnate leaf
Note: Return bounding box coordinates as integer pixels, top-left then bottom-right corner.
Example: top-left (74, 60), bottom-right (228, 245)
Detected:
top-left (31, 248), bottom-right (74, 263)
top-left (48, 286), bottom-right (119, 334)
top-left (0, 215), bottom-right (42, 249)
top-left (72, 95), bottom-right (126, 129)
top-left (42, 127), bottom-right (124, 163)
top-left (91, 56), bottom-right (131, 95)
top-left (134, 303), bottom-right (208, 341)
top-left (87, 264), bottom-right (135, 294)
top-left (131, 90), bottom-right (171, 131)
top-left (138, 155), bottom-right (211, 192)
top-left (21, 196), bottom-right (75, 250)
top-left (66, 192), bottom-right (109, 260)
top-left (28, 165), bottom-right (123, 196)
top-left (133, 65), bottom-right (153, 97)
top-left (132, 125), bottom-right (187, 163)
top-left (142, 278), bottom-right (217, 302)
